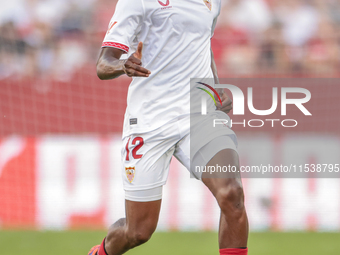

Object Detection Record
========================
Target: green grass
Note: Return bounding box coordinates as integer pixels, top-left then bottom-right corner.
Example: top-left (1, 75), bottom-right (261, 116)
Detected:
top-left (0, 231), bottom-right (339, 255)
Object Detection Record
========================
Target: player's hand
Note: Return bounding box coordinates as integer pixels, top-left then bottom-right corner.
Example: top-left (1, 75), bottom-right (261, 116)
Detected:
top-left (216, 90), bottom-right (233, 114)
top-left (123, 42), bottom-right (151, 77)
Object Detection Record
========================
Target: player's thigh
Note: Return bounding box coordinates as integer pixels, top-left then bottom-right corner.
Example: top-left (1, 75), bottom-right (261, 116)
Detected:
top-left (192, 132), bottom-right (243, 199)
top-left (201, 148), bottom-right (243, 198)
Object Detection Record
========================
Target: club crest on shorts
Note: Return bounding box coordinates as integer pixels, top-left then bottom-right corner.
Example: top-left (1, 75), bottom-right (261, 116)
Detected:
top-left (203, 0), bottom-right (212, 10)
top-left (125, 167), bottom-right (135, 183)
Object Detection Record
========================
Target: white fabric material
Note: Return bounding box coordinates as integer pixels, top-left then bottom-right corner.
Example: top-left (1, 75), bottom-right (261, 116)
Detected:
top-left (121, 113), bottom-right (237, 197)
top-left (103, 0), bottom-right (221, 137)
top-left (124, 134), bottom-right (237, 202)
top-left (122, 113), bottom-right (237, 202)
top-left (125, 186), bottom-right (163, 202)
top-left (121, 115), bottom-right (187, 192)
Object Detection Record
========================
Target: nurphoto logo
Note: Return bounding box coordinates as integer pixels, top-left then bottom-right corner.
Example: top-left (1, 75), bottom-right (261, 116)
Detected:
top-left (197, 82), bottom-right (312, 128)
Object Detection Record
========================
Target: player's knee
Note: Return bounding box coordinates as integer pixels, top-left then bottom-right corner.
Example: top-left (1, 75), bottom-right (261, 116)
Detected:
top-left (126, 227), bottom-right (154, 247)
top-left (216, 180), bottom-right (245, 214)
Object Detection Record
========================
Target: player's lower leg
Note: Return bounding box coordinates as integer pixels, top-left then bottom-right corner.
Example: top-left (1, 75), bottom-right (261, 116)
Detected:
top-left (89, 199), bottom-right (161, 255)
top-left (202, 149), bottom-right (249, 255)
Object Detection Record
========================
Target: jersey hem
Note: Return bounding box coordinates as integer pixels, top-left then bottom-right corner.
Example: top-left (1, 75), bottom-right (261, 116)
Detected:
top-left (102, 42), bottom-right (129, 53)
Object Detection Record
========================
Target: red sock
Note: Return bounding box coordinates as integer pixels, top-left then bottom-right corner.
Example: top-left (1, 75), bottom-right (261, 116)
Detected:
top-left (219, 248), bottom-right (248, 255)
top-left (98, 238), bottom-right (108, 255)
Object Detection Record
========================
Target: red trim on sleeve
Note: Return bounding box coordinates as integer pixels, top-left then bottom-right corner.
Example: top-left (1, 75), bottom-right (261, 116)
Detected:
top-left (102, 42), bottom-right (129, 53)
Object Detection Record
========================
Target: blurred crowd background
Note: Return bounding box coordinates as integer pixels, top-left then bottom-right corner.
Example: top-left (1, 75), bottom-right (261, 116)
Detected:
top-left (1, 0), bottom-right (340, 233)
top-left (1, 0), bottom-right (340, 81)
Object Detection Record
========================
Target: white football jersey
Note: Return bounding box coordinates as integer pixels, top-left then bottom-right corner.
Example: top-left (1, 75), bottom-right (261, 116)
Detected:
top-left (103, 0), bottom-right (221, 137)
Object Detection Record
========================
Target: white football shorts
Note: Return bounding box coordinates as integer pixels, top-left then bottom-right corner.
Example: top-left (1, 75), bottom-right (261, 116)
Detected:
top-left (122, 111), bottom-right (238, 202)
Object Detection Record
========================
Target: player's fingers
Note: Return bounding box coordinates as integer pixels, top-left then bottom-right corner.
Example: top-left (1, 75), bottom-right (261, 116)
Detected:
top-left (216, 92), bottom-right (232, 108)
top-left (220, 102), bottom-right (233, 113)
top-left (137, 42), bottom-right (143, 55)
top-left (220, 104), bottom-right (233, 113)
top-left (125, 67), bottom-right (150, 77)
top-left (132, 70), bottom-right (150, 77)
top-left (216, 97), bottom-right (233, 113)
top-left (127, 56), bottom-right (142, 65)
top-left (134, 64), bottom-right (151, 74)
top-left (125, 70), bottom-right (148, 77)
top-left (223, 98), bottom-right (232, 107)
top-left (125, 62), bottom-right (150, 74)
top-left (216, 99), bottom-right (231, 110)
top-left (133, 42), bottom-right (143, 60)
top-left (125, 61), bottom-right (141, 71)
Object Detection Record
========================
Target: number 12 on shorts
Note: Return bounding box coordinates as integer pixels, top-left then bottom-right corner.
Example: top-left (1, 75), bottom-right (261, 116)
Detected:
top-left (125, 137), bottom-right (144, 161)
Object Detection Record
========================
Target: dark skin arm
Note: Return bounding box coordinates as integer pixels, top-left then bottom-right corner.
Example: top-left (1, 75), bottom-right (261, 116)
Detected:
top-left (211, 48), bottom-right (233, 114)
top-left (97, 44), bottom-right (231, 112)
top-left (96, 42), bottom-right (151, 80)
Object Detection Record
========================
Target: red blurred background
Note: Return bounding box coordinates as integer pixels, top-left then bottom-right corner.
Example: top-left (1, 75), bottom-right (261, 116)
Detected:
top-left (1, 0), bottom-right (340, 231)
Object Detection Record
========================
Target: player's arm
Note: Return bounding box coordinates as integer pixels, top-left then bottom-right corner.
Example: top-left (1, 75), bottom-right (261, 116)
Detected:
top-left (97, 42), bottom-right (151, 80)
top-left (211, 48), bottom-right (220, 85)
top-left (211, 48), bottom-right (232, 113)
